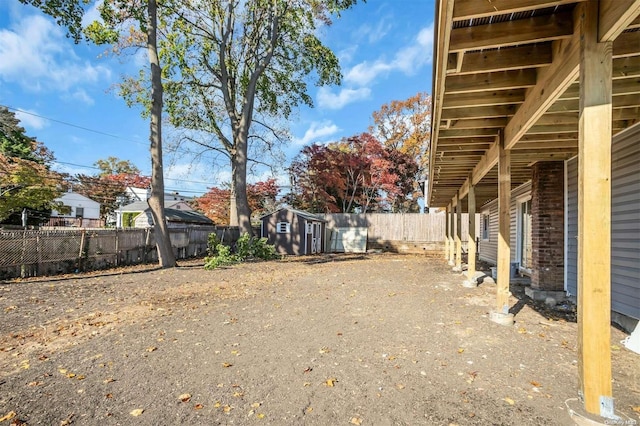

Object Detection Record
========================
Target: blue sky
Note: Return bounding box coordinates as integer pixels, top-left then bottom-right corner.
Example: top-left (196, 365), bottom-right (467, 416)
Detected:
top-left (0, 0), bottom-right (434, 196)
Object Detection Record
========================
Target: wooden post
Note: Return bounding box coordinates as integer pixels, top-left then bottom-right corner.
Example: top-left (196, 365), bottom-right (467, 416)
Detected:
top-left (455, 192), bottom-right (462, 271)
top-left (578, 0), bottom-right (613, 415)
top-left (491, 131), bottom-right (513, 325)
top-left (467, 180), bottom-right (477, 283)
top-left (449, 203), bottom-right (455, 265)
top-left (445, 204), bottom-right (451, 260)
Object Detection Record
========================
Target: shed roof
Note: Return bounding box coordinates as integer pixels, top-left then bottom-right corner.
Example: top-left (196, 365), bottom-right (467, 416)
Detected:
top-left (261, 207), bottom-right (326, 222)
top-left (164, 208), bottom-right (214, 224)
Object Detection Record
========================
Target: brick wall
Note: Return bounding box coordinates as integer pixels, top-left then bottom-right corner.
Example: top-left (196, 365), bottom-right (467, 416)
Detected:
top-left (531, 162), bottom-right (565, 291)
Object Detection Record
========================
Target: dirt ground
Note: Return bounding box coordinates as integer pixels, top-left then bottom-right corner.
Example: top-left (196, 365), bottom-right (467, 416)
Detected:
top-left (0, 253), bottom-right (638, 426)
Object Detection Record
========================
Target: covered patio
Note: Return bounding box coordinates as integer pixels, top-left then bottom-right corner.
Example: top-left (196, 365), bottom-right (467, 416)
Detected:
top-left (428, 0), bottom-right (639, 418)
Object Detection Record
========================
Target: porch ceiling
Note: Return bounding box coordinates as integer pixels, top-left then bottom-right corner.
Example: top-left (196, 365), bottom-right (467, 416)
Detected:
top-left (429, 0), bottom-right (640, 209)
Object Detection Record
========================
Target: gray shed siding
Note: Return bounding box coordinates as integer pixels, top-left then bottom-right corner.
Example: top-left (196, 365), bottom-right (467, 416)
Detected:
top-left (477, 182), bottom-right (531, 266)
top-left (565, 157), bottom-right (578, 296)
top-left (261, 209), bottom-right (325, 255)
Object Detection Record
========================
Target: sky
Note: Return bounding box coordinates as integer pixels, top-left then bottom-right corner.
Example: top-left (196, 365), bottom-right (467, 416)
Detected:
top-left (0, 0), bottom-right (434, 197)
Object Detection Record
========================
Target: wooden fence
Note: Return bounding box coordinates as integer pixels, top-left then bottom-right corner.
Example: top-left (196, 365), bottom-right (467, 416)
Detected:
top-left (323, 213), bottom-right (476, 253)
top-left (0, 226), bottom-right (218, 280)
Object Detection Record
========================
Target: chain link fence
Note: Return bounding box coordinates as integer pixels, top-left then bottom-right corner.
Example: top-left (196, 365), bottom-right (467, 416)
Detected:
top-left (0, 226), bottom-right (217, 279)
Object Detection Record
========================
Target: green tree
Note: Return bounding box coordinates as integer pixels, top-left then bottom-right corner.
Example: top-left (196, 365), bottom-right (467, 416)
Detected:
top-left (19, 0), bottom-right (176, 267)
top-left (156, 0), bottom-right (361, 235)
top-left (0, 108), bottom-right (66, 223)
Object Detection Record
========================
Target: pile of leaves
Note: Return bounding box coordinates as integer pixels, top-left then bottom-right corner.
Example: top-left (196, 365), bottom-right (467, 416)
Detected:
top-left (204, 233), bottom-right (279, 269)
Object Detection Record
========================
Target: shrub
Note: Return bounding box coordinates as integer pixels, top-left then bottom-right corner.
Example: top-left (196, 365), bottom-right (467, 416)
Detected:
top-left (204, 233), bottom-right (279, 270)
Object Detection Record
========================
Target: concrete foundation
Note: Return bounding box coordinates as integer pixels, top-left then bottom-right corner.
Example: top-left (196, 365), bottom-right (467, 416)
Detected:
top-left (489, 311), bottom-right (514, 326)
top-left (525, 287), bottom-right (567, 306)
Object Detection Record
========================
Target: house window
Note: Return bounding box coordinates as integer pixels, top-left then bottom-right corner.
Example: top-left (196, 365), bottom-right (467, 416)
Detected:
top-left (306, 223), bottom-right (313, 234)
top-left (75, 207), bottom-right (84, 218)
top-left (481, 213), bottom-right (490, 240)
top-left (276, 222), bottom-right (290, 233)
top-left (518, 198), bottom-right (533, 270)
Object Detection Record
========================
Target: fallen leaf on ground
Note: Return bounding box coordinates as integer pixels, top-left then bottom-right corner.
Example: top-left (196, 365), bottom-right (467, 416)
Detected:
top-left (179, 394), bottom-right (191, 402)
top-left (0, 411), bottom-right (16, 422)
top-left (305, 407), bottom-right (313, 414)
top-left (396, 383), bottom-right (405, 389)
top-left (325, 378), bottom-right (337, 387)
top-left (233, 391), bottom-right (244, 398)
top-left (103, 378), bottom-right (115, 383)
top-left (530, 380), bottom-right (542, 387)
top-left (194, 404), bottom-right (203, 410)
top-left (517, 327), bottom-right (527, 334)
top-left (503, 398), bottom-right (515, 405)
top-left (457, 348), bottom-right (465, 354)
top-left (632, 405), bottom-right (640, 413)
top-left (146, 347), bottom-right (157, 352)
top-left (256, 413), bottom-right (265, 419)
top-left (350, 417), bottom-right (363, 425)
top-left (222, 363), bottom-right (233, 368)
top-left (251, 402), bottom-right (261, 408)
top-left (223, 405), bottom-right (232, 413)
top-left (27, 381), bottom-right (43, 387)
top-left (130, 409), bottom-right (144, 416)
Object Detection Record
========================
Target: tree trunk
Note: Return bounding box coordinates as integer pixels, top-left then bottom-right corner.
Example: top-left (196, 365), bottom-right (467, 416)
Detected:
top-left (147, 0), bottom-right (176, 268)
top-left (231, 131), bottom-right (253, 236)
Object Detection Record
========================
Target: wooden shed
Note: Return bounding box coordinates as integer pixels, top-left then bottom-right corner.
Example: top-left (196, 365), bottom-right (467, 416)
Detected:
top-left (260, 208), bottom-right (326, 255)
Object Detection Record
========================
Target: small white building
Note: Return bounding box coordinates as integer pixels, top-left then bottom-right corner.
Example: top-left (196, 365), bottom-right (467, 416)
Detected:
top-left (50, 191), bottom-right (101, 227)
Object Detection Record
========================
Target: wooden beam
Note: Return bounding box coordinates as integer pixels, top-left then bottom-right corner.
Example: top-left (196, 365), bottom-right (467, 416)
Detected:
top-left (443, 89), bottom-right (525, 109)
top-left (449, 118), bottom-right (509, 129)
top-left (578, 0), bottom-right (613, 415)
top-left (504, 6), bottom-right (583, 150)
top-left (446, 69), bottom-right (537, 94)
top-left (598, 0), bottom-right (640, 42)
top-left (471, 139), bottom-right (500, 186)
top-left (613, 30), bottom-right (640, 57)
top-left (455, 192), bottom-right (462, 271)
top-left (428, 0), bottom-right (455, 208)
top-left (452, 44), bottom-right (553, 75)
top-left (612, 56), bottom-right (640, 79)
top-left (441, 105), bottom-right (516, 120)
top-left (439, 128), bottom-right (499, 138)
top-left (453, 0), bottom-right (585, 21)
top-left (466, 178), bottom-right (477, 283)
top-left (445, 204), bottom-right (451, 261)
top-left (450, 12), bottom-right (573, 52)
top-left (496, 132), bottom-right (511, 315)
top-left (449, 201), bottom-right (456, 265)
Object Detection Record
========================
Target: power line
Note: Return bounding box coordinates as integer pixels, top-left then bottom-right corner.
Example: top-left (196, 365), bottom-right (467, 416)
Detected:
top-left (2, 104), bottom-right (148, 147)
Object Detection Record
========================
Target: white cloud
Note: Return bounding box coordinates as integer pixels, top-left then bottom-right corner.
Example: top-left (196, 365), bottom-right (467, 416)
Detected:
top-left (81, 0), bottom-right (104, 27)
top-left (14, 109), bottom-right (48, 130)
top-left (344, 23), bottom-right (434, 86)
top-left (69, 89), bottom-right (95, 105)
top-left (293, 121), bottom-right (341, 146)
top-left (317, 87), bottom-right (371, 110)
top-left (0, 14), bottom-right (112, 93)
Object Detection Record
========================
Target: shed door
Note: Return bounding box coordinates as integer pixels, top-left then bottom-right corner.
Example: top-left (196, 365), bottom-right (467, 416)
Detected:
top-left (311, 222), bottom-right (322, 254)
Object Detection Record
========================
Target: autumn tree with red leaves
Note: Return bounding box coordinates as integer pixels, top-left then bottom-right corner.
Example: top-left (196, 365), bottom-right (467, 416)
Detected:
top-left (74, 157), bottom-right (151, 220)
top-left (194, 179), bottom-right (279, 225)
top-left (289, 133), bottom-right (417, 213)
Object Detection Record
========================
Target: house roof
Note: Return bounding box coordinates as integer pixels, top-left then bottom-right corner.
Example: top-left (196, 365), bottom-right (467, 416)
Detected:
top-left (117, 199), bottom-right (190, 212)
top-left (164, 208), bottom-right (214, 224)
top-left (428, 0), bottom-right (640, 209)
top-left (260, 207), bottom-right (326, 222)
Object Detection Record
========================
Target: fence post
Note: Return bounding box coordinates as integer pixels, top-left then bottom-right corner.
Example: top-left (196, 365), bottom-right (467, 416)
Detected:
top-left (78, 230), bottom-right (86, 272)
top-left (115, 228), bottom-right (119, 266)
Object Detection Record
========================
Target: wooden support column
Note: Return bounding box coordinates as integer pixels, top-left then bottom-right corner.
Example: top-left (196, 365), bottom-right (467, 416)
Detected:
top-left (445, 204), bottom-right (451, 261)
top-left (491, 131), bottom-right (513, 325)
top-left (449, 201), bottom-right (456, 265)
top-left (465, 180), bottom-right (477, 286)
top-left (455, 192), bottom-right (462, 271)
top-left (578, 0), bottom-right (613, 415)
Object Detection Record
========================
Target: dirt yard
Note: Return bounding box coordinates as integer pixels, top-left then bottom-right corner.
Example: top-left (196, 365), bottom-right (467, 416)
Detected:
top-left (0, 254), bottom-right (638, 425)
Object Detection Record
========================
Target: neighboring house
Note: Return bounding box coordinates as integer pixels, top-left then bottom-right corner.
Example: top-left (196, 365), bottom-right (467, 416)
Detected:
top-left (50, 191), bottom-right (102, 228)
top-left (261, 207), bottom-right (326, 255)
top-left (134, 207), bottom-right (214, 228)
top-left (115, 193), bottom-right (194, 228)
